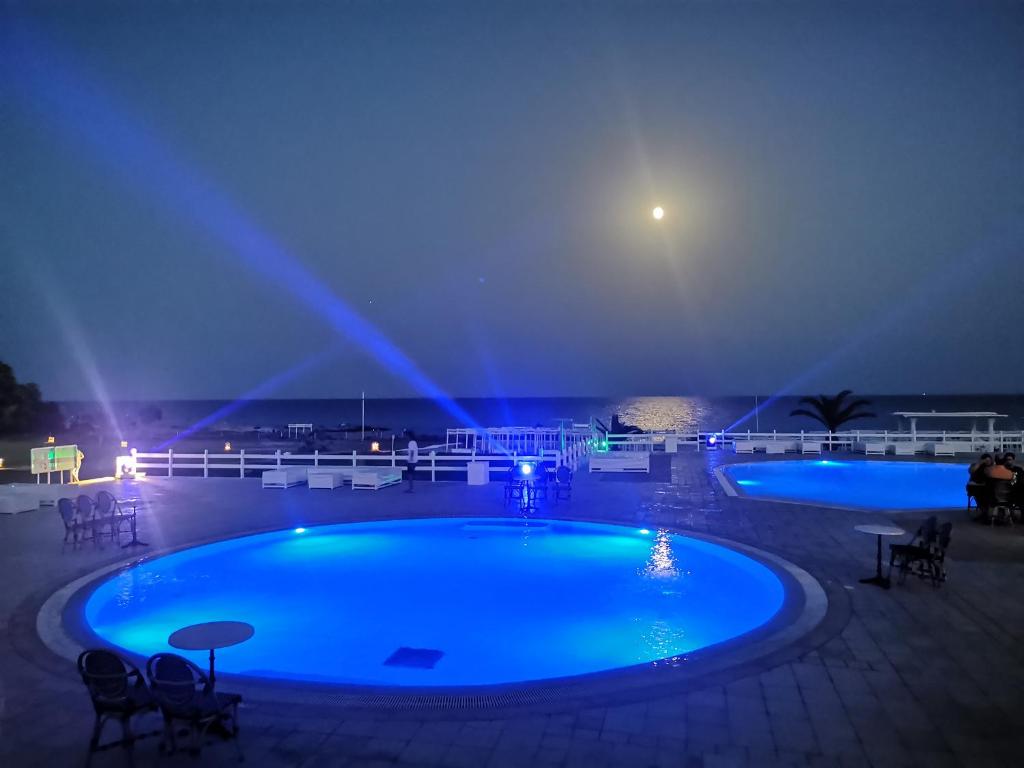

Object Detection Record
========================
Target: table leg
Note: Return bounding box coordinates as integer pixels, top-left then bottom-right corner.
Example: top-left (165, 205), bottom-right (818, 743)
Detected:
top-left (121, 504), bottom-right (149, 548)
top-left (858, 534), bottom-right (891, 589)
top-left (209, 648), bottom-right (216, 687)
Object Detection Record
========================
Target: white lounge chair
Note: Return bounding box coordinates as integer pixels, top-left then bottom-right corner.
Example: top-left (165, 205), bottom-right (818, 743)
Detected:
top-left (352, 468), bottom-right (402, 490)
top-left (801, 442), bottom-right (822, 454)
top-left (765, 442), bottom-right (793, 455)
top-left (929, 443), bottom-right (956, 457)
top-left (892, 443), bottom-right (918, 456)
top-left (261, 467), bottom-right (307, 489)
top-left (858, 442), bottom-right (887, 456)
top-left (734, 441), bottom-right (756, 454)
top-left (589, 453), bottom-right (650, 473)
top-left (306, 467), bottom-right (356, 489)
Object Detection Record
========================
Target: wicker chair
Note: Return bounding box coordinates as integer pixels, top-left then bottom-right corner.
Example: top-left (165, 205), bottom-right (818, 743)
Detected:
top-left (146, 653), bottom-right (243, 760)
top-left (554, 465), bottom-right (573, 504)
top-left (78, 649), bottom-right (159, 766)
top-left (77, 494), bottom-right (105, 544)
top-left (503, 467), bottom-right (525, 505)
top-left (58, 498), bottom-right (85, 548)
top-left (889, 518), bottom-right (952, 587)
top-left (95, 490), bottom-right (131, 543)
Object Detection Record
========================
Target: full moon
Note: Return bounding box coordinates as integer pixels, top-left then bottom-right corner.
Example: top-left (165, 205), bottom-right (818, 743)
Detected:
top-left (652, 206), bottom-right (665, 220)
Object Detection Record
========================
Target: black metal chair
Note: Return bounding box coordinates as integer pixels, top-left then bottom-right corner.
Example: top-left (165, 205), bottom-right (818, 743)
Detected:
top-left (146, 653), bottom-right (243, 761)
top-left (889, 518), bottom-right (952, 587)
top-left (503, 467), bottom-right (525, 505)
top-left (554, 465), bottom-right (573, 504)
top-left (58, 497), bottom-right (85, 548)
top-left (95, 490), bottom-right (131, 544)
top-left (78, 649), bottom-right (159, 766)
top-left (965, 482), bottom-right (986, 519)
top-left (987, 480), bottom-right (1018, 526)
top-left (531, 463), bottom-right (550, 503)
top-left (77, 494), bottom-right (104, 544)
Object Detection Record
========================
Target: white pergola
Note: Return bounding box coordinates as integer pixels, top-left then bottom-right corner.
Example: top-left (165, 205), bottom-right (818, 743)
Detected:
top-left (287, 423), bottom-right (313, 438)
top-left (892, 411), bottom-right (1008, 439)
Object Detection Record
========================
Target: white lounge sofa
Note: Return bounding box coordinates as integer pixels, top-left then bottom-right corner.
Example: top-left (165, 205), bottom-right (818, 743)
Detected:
top-left (0, 488), bottom-right (38, 515)
top-left (262, 467), bottom-right (307, 489)
top-left (929, 443), bottom-right (956, 457)
top-left (306, 467), bottom-right (357, 489)
top-left (4, 483), bottom-right (67, 507)
top-left (734, 441), bottom-right (756, 454)
top-left (589, 453), bottom-right (650, 473)
top-left (892, 443), bottom-right (918, 456)
top-left (352, 468), bottom-right (402, 490)
top-left (765, 442), bottom-right (795, 455)
top-left (801, 442), bottom-right (822, 454)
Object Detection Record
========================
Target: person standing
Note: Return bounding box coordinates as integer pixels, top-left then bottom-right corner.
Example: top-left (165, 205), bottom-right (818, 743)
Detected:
top-left (405, 432), bottom-right (419, 492)
top-left (71, 448), bottom-right (85, 484)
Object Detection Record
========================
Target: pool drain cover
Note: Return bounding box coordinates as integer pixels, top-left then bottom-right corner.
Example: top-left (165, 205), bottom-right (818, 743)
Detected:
top-left (384, 647), bottom-right (444, 669)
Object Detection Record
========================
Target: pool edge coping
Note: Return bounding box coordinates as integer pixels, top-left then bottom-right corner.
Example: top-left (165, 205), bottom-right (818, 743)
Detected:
top-left (714, 460), bottom-right (965, 514)
top-left (37, 517), bottom-right (831, 713)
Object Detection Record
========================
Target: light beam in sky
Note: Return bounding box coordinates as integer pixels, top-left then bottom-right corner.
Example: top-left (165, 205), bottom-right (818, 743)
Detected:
top-left (3, 21), bottom-right (482, 431)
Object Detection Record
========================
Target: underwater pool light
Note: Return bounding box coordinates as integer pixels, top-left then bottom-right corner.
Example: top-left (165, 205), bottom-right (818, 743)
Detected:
top-left (639, 529), bottom-right (651, 535)
top-left (294, 527), bottom-right (306, 534)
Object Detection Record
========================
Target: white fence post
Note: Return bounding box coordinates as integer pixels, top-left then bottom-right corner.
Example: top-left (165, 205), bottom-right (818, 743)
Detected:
top-left (352, 450), bottom-right (357, 467)
top-left (203, 450), bottom-right (209, 478)
top-left (276, 450), bottom-right (282, 468)
top-left (239, 449), bottom-right (245, 478)
top-left (168, 449), bottom-right (174, 478)
top-left (314, 449), bottom-right (319, 467)
top-left (430, 451), bottom-right (436, 482)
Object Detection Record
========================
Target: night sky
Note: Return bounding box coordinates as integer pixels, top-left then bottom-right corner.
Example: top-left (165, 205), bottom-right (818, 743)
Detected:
top-left (2, 1), bottom-right (1022, 401)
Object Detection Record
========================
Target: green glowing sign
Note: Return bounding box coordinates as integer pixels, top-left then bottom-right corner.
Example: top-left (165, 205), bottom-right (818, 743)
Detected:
top-left (30, 445), bottom-right (79, 475)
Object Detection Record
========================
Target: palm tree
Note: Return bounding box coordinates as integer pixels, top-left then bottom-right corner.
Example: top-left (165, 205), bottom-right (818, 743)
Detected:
top-left (790, 390), bottom-right (876, 433)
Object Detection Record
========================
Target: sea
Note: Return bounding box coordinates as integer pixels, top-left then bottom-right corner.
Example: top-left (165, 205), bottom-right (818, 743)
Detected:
top-left (60, 395), bottom-right (1024, 438)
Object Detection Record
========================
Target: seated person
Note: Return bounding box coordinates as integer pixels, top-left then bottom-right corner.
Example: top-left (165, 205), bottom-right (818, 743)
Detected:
top-left (968, 453), bottom-right (993, 484)
top-left (1002, 452), bottom-right (1022, 504)
top-left (986, 459), bottom-right (1014, 482)
top-left (1003, 451), bottom-right (1021, 478)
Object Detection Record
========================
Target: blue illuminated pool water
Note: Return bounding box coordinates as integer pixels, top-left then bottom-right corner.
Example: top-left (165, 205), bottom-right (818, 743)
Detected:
top-left (83, 518), bottom-right (785, 686)
top-left (722, 460), bottom-right (969, 510)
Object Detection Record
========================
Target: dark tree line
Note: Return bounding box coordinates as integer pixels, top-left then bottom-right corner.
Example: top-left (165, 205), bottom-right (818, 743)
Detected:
top-left (0, 362), bottom-right (62, 435)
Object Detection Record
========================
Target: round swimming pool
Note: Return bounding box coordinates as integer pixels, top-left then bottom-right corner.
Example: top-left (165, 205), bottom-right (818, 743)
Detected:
top-left (81, 518), bottom-right (786, 687)
top-left (719, 459), bottom-right (969, 511)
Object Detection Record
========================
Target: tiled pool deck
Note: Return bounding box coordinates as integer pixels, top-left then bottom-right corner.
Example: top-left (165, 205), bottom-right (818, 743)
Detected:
top-left (2, 451), bottom-right (1023, 767)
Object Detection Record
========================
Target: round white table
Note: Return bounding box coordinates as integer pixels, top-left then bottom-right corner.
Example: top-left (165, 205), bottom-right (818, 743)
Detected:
top-left (854, 524), bottom-right (905, 589)
top-left (168, 621), bottom-right (254, 686)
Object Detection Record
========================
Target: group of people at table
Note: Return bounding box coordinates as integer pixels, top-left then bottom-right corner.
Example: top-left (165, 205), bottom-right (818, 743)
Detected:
top-left (967, 451), bottom-right (1022, 520)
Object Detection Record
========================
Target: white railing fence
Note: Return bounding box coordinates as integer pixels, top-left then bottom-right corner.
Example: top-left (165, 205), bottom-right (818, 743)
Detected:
top-left (602, 429), bottom-right (1024, 453)
top-left (445, 427), bottom-right (592, 456)
top-left (129, 438), bottom-right (591, 481)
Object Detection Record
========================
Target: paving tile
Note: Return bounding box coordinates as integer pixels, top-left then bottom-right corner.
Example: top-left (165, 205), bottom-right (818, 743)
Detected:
top-left (4, 456), bottom-right (1024, 768)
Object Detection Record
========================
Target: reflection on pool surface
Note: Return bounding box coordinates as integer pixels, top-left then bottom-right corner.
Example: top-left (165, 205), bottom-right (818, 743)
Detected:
top-left (721, 460), bottom-right (969, 510)
top-left (82, 518), bottom-right (785, 686)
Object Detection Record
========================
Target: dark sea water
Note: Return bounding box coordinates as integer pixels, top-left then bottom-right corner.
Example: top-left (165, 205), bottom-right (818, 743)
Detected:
top-left (61, 395), bottom-right (1024, 437)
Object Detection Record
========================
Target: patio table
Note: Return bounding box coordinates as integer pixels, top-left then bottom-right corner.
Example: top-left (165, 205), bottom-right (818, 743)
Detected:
top-left (168, 621), bottom-right (254, 687)
top-left (854, 524), bottom-right (905, 589)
